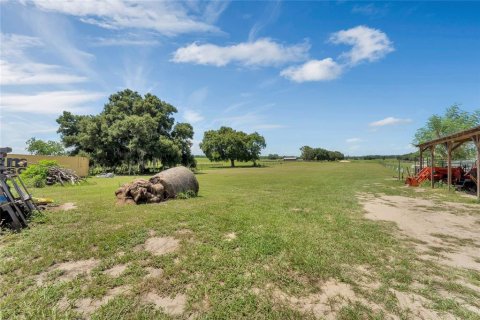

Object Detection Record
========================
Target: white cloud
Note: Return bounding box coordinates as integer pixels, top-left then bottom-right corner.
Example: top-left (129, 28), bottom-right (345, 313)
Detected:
top-left (330, 25), bottom-right (394, 65)
top-left (21, 12), bottom-right (98, 81)
top-left (280, 58), bottom-right (342, 82)
top-left (91, 37), bottom-right (160, 47)
top-left (0, 60), bottom-right (86, 85)
top-left (346, 138), bottom-right (362, 143)
top-left (0, 33), bottom-right (43, 56)
top-left (183, 110), bottom-right (204, 124)
top-left (369, 117), bottom-right (412, 127)
top-left (351, 4), bottom-right (387, 16)
top-left (27, 0), bottom-right (224, 36)
top-left (172, 38), bottom-right (309, 67)
top-left (0, 32), bottom-right (90, 86)
top-left (0, 90), bottom-right (104, 114)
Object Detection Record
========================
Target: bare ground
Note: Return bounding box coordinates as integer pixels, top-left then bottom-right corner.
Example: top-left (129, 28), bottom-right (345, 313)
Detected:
top-left (36, 258), bottom-right (99, 285)
top-left (358, 193), bottom-right (480, 271)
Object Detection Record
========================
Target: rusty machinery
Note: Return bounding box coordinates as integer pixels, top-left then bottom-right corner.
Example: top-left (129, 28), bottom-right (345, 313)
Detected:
top-left (0, 147), bottom-right (39, 230)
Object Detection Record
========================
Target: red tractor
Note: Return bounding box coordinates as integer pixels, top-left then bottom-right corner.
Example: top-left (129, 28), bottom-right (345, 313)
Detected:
top-left (405, 166), bottom-right (465, 187)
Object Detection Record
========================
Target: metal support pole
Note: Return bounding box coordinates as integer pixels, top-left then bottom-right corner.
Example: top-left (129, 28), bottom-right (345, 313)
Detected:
top-left (398, 159), bottom-right (401, 180)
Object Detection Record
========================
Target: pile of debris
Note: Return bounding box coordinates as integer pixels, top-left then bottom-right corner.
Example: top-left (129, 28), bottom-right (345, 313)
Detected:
top-left (1, 147), bottom-right (40, 230)
top-left (115, 166), bottom-right (199, 205)
top-left (46, 166), bottom-right (82, 186)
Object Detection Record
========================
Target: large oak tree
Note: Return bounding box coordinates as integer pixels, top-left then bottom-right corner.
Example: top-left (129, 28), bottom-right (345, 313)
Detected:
top-left (56, 89), bottom-right (195, 173)
top-left (200, 127), bottom-right (266, 167)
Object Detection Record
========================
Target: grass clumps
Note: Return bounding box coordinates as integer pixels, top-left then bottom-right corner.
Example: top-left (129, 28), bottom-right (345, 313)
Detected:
top-left (176, 190), bottom-right (197, 199)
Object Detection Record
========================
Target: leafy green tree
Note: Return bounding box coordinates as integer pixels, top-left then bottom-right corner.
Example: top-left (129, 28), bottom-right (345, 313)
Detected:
top-left (414, 104), bottom-right (480, 159)
top-left (26, 138), bottom-right (65, 155)
top-left (200, 127), bottom-right (266, 167)
top-left (244, 132), bottom-right (266, 166)
top-left (300, 146), bottom-right (315, 160)
top-left (172, 123), bottom-right (196, 168)
top-left (56, 89), bottom-right (195, 173)
top-left (267, 154), bottom-right (281, 160)
top-left (300, 146), bottom-right (344, 161)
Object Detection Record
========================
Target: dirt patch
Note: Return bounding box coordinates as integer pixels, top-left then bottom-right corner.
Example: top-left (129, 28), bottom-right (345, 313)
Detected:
top-left (456, 279), bottom-right (480, 294)
top-left (347, 265), bottom-right (382, 291)
top-left (104, 264), bottom-right (128, 277)
top-left (254, 279), bottom-right (385, 319)
top-left (224, 232), bottom-right (237, 241)
top-left (141, 292), bottom-right (186, 316)
top-left (393, 290), bottom-right (455, 320)
top-left (49, 202), bottom-right (77, 211)
top-left (144, 237), bottom-right (180, 256)
top-left (359, 194), bottom-right (480, 271)
top-left (74, 285), bottom-right (130, 318)
top-left (37, 258), bottom-right (99, 285)
top-left (145, 267), bottom-right (163, 278)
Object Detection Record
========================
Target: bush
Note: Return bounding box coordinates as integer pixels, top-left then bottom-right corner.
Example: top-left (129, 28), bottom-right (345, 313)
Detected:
top-left (20, 160), bottom-right (58, 188)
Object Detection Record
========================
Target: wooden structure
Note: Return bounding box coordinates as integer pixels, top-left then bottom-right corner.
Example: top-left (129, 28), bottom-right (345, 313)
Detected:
top-left (416, 126), bottom-right (480, 199)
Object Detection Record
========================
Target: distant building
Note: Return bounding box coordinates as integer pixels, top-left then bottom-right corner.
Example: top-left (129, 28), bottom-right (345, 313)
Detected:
top-left (283, 156), bottom-right (298, 161)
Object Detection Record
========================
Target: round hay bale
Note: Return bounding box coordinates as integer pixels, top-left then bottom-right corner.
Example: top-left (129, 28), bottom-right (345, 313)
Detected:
top-left (149, 166), bottom-right (199, 199)
top-left (150, 184), bottom-right (165, 198)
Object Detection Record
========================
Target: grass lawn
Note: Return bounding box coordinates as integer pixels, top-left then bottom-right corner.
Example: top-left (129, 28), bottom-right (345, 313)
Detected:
top-left (1, 161), bottom-right (479, 319)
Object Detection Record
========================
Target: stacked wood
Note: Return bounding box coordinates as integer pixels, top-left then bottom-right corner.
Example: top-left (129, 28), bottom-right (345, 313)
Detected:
top-left (115, 166), bottom-right (199, 205)
top-left (46, 167), bottom-right (82, 186)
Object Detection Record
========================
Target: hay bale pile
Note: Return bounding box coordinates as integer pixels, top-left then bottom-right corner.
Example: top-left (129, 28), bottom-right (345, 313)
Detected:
top-left (115, 166), bottom-right (199, 205)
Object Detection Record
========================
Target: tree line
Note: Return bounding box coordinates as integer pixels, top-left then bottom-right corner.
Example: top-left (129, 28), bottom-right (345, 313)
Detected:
top-left (300, 146), bottom-right (345, 161)
top-left (25, 89), bottom-right (267, 173)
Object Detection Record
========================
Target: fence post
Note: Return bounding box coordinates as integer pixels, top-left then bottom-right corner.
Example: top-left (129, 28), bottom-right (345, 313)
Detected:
top-left (398, 159), bottom-right (401, 180)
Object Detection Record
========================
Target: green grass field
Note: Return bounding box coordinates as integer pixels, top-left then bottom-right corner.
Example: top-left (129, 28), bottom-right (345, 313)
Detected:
top-left (1, 161), bottom-right (479, 319)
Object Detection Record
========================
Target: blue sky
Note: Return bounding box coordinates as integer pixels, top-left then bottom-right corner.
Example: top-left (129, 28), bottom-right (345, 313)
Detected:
top-left (1, 1), bottom-right (479, 156)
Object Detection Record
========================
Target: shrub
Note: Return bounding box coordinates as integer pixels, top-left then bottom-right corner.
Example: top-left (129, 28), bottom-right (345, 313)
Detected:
top-left (20, 160), bottom-right (59, 188)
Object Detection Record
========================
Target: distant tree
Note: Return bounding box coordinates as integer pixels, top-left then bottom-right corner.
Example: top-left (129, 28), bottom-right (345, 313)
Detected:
top-left (57, 89), bottom-right (195, 173)
top-left (244, 132), bottom-right (266, 166)
top-left (172, 123), bottom-right (196, 168)
top-left (300, 146), bottom-right (316, 160)
top-left (26, 138), bottom-right (65, 156)
top-left (200, 127), bottom-right (266, 167)
top-left (300, 145), bottom-right (344, 161)
top-left (267, 153), bottom-right (281, 160)
top-left (413, 104), bottom-right (479, 159)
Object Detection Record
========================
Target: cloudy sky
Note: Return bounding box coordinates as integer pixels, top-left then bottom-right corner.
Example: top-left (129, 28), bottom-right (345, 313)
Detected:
top-left (1, 1), bottom-right (479, 156)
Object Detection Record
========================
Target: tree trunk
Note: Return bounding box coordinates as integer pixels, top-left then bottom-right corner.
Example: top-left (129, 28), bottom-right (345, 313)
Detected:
top-left (230, 159), bottom-right (235, 167)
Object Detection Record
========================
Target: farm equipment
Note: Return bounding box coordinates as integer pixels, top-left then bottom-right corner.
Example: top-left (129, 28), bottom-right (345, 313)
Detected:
top-left (457, 165), bottom-right (478, 193)
top-left (0, 147), bottom-right (39, 230)
top-left (405, 163), bottom-right (478, 193)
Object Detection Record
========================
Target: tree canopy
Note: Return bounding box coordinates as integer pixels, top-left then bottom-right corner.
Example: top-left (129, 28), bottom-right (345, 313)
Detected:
top-left (25, 138), bottom-right (65, 156)
top-left (200, 127), bottom-right (266, 167)
top-left (300, 146), bottom-right (344, 161)
top-left (56, 89), bottom-right (195, 173)
top-left (413, 104), bottom-right (480, 159)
